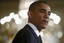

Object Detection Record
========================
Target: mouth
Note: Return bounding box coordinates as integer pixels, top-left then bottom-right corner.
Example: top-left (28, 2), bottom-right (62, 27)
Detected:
top-left (42, 19), bottom-right (49, 25)
top-left (43, 20), bottom-right (48, 23)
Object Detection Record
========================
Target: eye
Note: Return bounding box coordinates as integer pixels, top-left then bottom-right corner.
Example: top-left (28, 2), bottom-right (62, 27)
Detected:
top-left (40, 9), bottom-right (46, 13)
top-left (40, 10), bottom-right (46, 13)
top-left (40, 9), bottom-right (51, 16)
top-left (48, 12), bottom-right (51, 16)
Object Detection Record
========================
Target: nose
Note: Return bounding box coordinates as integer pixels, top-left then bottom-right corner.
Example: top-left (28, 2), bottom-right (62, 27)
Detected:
top-left (44, 12), bottom-right (49, 19)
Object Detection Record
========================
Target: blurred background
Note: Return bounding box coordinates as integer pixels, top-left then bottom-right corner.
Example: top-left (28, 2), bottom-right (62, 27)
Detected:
top-left (0, 0), bottom-right (64, 43)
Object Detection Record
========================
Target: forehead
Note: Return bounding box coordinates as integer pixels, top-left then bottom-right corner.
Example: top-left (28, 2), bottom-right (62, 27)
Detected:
top-left (36, 3), bottom-right (51, 11)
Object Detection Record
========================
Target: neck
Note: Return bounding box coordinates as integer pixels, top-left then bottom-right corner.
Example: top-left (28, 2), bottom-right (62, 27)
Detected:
top-left (29, 21), bottom-right (41, 32)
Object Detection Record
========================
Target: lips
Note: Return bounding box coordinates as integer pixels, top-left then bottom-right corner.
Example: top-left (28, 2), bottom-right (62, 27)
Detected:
top-left (42, 19), bottom-right (49, 23)
top-left (41, 19), bottom-right (49, 26)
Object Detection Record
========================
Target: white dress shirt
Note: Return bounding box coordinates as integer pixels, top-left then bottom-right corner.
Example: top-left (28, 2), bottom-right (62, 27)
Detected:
top-left (28, 23), bottom-right (40, 37)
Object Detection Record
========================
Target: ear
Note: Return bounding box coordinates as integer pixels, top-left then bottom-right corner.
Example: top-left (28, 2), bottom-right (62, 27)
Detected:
top-left (28, 11), bottom-right (33, 18)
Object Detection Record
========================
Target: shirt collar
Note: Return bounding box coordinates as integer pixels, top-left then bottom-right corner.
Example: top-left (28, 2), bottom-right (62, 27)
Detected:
top-left (28, 23), bottom-right (40, 37)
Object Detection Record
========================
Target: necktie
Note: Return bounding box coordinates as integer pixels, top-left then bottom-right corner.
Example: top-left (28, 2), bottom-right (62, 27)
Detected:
top-left (39, 35), bottom-right (42, 43)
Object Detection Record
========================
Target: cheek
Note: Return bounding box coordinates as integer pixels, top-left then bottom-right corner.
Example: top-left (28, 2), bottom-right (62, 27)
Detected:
top-left (36, 16), bottom-right (42, 23)
top-left (33, 16), bottom-right (40, 23)
top-left (33, 13), bottom-right (43, 23)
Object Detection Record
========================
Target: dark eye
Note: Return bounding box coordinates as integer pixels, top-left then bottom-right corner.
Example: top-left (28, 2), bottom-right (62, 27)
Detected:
top-left (48, 12), bottom-right (51, 16)
top-left (40, 9), bottom-right (46, 13)
top-left (40, 10), bottom-right (46, 13)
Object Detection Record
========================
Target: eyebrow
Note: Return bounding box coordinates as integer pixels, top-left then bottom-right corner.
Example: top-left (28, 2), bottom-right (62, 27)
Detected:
top-left (41, 9), bottom-right (51, 13)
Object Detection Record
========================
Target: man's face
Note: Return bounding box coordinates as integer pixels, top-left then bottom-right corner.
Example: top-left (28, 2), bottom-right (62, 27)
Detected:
top-left (29, 3), bottom-right (51, 30)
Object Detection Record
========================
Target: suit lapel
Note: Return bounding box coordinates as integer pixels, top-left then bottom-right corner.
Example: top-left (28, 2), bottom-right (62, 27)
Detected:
top-left (25, 25), bottom-right (41, 43)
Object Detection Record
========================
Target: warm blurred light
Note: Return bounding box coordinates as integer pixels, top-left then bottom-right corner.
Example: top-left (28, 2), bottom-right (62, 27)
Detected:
top-left (48, 19), bottom-right (54, 26)
top-left (19, 10), bottom-right (28, 19)
top-left (40, 32), bottom-right (44, 37)
top-left (50, 13), bottom-right (61, 24)
top-left (13, 14), bottom-right (19, 20)
top-left (9, 12), bottom-right (15, 19)
top-left (0, 12), bottom-right (15, 25)
top-left (13, 14), bottom-right (22, 24)
top-left (0, 16), bottom-right (11, 25)
top-left (24, 1), bottom-right (35, 9)
top-left (57, 31), bottom-right (63, 38)
top-left (0, 12), bottom-right (23, 25)
top-left (19, 0), bottom-right (36, 10)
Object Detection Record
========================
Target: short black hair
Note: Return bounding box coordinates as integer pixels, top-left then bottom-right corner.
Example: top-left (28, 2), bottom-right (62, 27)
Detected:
top-left (29, 0), bottom-right (49, 11)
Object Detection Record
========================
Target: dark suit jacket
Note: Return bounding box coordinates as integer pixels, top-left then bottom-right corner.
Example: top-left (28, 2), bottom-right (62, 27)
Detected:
top-left (12, 25), bottom-right (42, 43)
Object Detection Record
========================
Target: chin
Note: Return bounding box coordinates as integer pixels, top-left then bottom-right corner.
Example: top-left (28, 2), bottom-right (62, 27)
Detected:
top-left (40, 25), bottom-right (47, 29)
top-left (40, 23), bottom-right (48, 28)
top-left (42, 27), bottom-right (46, 29)
top-left (40, 26), bottom-right (46, 29)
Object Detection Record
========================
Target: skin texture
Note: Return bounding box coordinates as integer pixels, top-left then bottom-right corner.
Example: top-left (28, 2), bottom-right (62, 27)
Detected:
top-left (28, 3), bottom-right (51, 31)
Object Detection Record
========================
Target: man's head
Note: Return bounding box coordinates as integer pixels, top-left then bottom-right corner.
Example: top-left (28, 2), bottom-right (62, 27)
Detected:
top-left (28, 1), bottom-right (51, 31)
